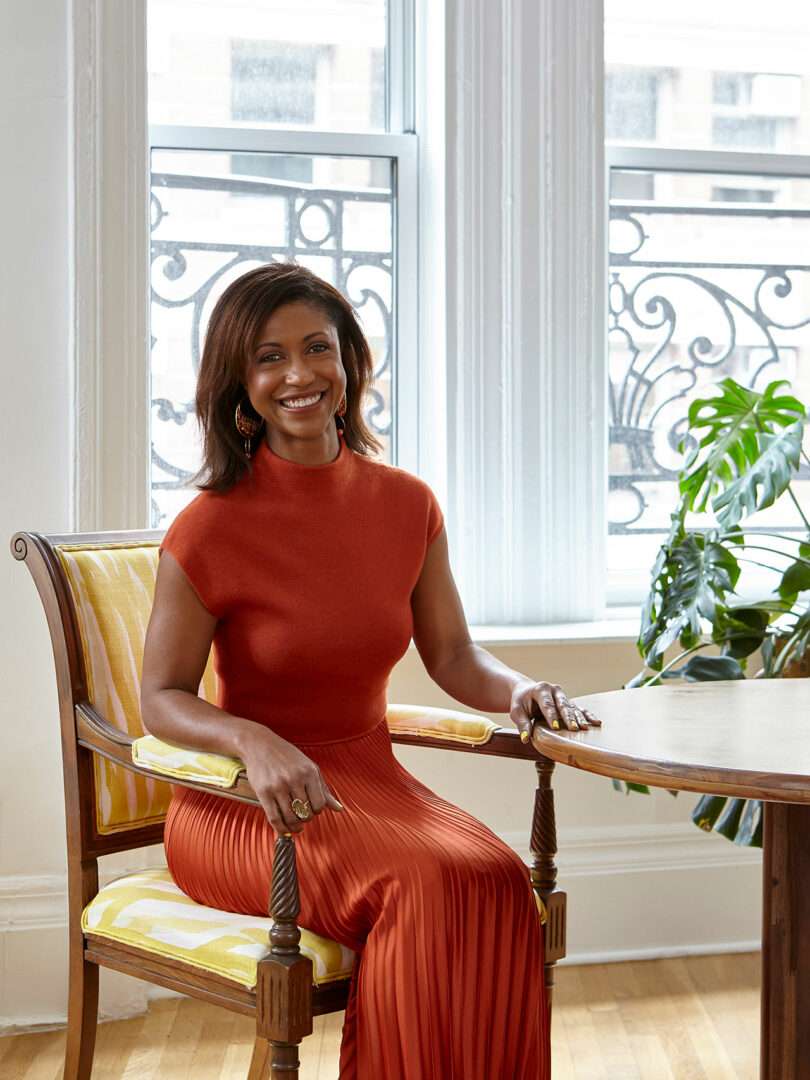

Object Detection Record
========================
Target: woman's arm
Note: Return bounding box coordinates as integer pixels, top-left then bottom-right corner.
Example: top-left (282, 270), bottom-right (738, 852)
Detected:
top-left (410, 528), bottom-right (600, 737)
top-left (141, 550), bottom-right (264, 758)
top-left (141, 551), bottom-right (343, 833)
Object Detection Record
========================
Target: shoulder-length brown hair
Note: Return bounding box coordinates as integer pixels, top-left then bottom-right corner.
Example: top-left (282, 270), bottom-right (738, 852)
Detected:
top-left (189, 262), bottom-right (384, 492)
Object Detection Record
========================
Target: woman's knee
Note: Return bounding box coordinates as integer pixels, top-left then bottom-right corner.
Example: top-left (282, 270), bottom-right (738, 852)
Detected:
top-left (398, 836), bottom-right (530, 896)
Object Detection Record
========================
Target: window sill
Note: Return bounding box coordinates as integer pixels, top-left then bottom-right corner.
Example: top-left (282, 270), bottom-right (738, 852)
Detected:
top-left (409, 608), bottom-right (642, 649)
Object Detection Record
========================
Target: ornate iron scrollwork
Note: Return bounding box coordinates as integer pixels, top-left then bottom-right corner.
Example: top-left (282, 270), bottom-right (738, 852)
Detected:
top-left (608, 194), bottom-right (810, 541)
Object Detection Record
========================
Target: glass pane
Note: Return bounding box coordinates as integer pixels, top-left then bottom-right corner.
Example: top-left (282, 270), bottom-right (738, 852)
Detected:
top-left (150, 149), bottom-right (394, 527)
top-left (148, 0), bottom-right (387, 131)
top-left (608, 169), bottom-right (810, 590)
top-left (605, 1), bottom-right (810, 153)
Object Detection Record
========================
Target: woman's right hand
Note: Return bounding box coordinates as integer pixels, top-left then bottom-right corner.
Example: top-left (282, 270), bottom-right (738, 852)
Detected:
top-left (238, 724), bottom-right (344, 835)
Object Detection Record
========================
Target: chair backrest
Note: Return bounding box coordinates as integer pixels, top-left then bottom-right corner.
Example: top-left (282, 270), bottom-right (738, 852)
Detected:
top-left (12, 530), bottom-right (217, 848)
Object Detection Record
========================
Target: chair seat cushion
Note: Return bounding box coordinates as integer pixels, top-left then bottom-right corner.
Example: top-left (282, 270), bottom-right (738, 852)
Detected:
top-left (81, 869), bottom-right (356, 989)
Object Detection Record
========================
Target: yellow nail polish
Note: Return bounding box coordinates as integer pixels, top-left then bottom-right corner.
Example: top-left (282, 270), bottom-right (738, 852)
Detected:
top-left (551, 719), bottom-right (560, 730)
top-left (520, 730), bottom-right (529, 743)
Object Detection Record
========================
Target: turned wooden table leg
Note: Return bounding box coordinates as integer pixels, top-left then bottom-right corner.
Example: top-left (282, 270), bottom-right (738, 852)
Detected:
top-left (761, 801), bottom-right (810, 1079)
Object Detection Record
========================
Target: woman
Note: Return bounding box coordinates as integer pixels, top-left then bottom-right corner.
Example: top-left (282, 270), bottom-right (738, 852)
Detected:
top-left (141, 262), bottom-right (599, 1079)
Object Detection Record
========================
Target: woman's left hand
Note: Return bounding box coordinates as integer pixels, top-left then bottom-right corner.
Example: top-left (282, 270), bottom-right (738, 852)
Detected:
top-left (510, 679), bottom-right (601, 741)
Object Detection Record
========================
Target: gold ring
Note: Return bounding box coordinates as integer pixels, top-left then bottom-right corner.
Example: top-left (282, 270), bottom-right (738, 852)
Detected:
top-left (290, 797), bottom-right (313, 821)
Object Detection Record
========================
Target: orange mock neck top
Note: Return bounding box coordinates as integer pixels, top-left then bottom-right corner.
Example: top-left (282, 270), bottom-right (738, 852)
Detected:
top-left (158, 437), bottom-right (444, 745)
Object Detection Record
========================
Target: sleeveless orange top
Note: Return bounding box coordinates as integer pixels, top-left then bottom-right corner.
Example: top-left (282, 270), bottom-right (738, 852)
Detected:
top-left (158, 438), bottom-right (444, 745)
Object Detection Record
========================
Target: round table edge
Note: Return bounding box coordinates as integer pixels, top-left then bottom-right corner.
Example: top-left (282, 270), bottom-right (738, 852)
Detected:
top-left (530, 729), bottom-right (810, 805)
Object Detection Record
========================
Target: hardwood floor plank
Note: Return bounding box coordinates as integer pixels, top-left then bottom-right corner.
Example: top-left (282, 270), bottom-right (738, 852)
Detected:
top-left (585, 963), bottom-right (642, 1079)
top-left (0, 953), bottom-right (762, 1078)
top-left (154, 996), bottom-right (206, 1079)
top-left (555, 966), bottom-right (611, 1079)
top-left (629, 957), bottom-right (709, 1078)
top-left (658, 957), bottom-right (739, 1080)
top-left (120, 999), bottom-right (181, 1080)
top-left (187, 1002), bottom-right (237, 1076)
top-left (603, 960), bottom-right (676, 1079)
top-left (684, 953), bottom-right (760, 1078)
top-left (20, 1030), bottom-right (64, 1080)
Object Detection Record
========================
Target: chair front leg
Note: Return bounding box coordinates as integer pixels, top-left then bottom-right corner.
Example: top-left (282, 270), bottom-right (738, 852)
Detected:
top-left (253, 833), bottom-right (314, 1080)
top-left (530, 756), bottom-right (566, 1011)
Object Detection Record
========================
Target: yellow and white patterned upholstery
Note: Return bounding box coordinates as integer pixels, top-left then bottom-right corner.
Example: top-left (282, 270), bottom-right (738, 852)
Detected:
top-left (131, 705), bottom-right (500, 789)
top-left (386, 703), bottom-right (499, 745)
top-left (133, 735), bottom-right (244, 787)
top-left (56, 542), bottom-right (217, 835)
top-left (82, 869), bottom-right (356, 988)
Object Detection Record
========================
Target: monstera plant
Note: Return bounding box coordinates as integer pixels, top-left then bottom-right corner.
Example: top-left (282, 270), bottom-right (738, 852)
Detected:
top-left (627, 375), bottom-right (810, 847)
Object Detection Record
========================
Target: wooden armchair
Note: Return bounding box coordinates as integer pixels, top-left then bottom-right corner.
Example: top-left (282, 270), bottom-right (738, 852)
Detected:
top-left (11, 528), bottom-right (567, 1080)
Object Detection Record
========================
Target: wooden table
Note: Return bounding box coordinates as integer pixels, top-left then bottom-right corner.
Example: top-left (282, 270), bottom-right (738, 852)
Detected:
top-left (530, 678), bottom-right (810, 1080)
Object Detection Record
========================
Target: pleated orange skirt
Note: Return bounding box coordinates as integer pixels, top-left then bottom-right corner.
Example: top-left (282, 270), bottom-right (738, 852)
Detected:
top-left (164, 715), bottom-right (550, 1079)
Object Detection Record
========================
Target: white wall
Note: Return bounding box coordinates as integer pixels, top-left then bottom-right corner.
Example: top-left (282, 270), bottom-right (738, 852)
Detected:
top-left (0, 0), bottom-right (760, 1034)
top-left (0, 0), bottom-right (161, 1029)
top-left (0, 0), bottom-right (76, 1026)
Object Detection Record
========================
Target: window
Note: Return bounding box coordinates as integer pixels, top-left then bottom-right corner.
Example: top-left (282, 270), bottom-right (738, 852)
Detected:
top-left (147, 0), bottom-right (415, 527)
top-left (605, 1), bottom-right (810, 603)
top-left (605, 69), bottom-right (659, 143)
top-left (231, 41), bottom-right (321, 126)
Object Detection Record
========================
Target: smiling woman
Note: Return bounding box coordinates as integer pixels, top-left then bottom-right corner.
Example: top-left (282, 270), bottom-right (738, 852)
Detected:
top-left (189, 263), bottom-right (384, 490)
top-left (246, 303), bottom-right (347, 464)
top-left (141, 262), bottom-right (594, 1078)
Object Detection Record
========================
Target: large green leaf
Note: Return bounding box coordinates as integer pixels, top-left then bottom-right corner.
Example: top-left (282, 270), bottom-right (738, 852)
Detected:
top-left (690, 794), bottom-right (762, 848)
top-left (713, 604), bottom-right (771, 659)
top-left (692, 795), bottom-right (727, 832)
top-left (680, 655), bottom-right (745, 681)
top-left (711, 422), bottom-right (804, 529)
top-left (735, 799), bottom-right (763, 847)
top-left (639, 530), bottom-right (740, 668)
top-left (715, 798), bottom-right (746, 841)
top-left (612, 779), bottom-right (652, 795)
top-left (679, 378), bottom-right (805, 513)
top-left (778, 556), bottom-right (810, 602)
top-left (639, 506), bottom-right (687, 659)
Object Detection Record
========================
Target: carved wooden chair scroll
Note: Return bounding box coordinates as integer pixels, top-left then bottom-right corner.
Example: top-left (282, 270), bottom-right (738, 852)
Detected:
top-left (11, 528), bottom-right (566, 1080)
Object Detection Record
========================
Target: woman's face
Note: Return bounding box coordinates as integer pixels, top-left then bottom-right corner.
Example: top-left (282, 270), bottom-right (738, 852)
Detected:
top-left (244, 300), bottom-right (348, 452)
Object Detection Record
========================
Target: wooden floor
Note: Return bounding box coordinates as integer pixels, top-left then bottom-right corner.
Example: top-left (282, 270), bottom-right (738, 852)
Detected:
top-left (0, 952), bottom-right (760, 1079)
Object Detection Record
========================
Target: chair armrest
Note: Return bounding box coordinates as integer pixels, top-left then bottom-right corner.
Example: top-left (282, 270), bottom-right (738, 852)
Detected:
top-left (77, 698), bottom-right (543, 813)
top-left (132, 733), bottom-right (243, 787)
top-left (386, 703), bottom-right (498, 744)
top-left (75, 702), bottom-right (260, 807)
top-left (386, 703), bottom-right (540, 760)
top-left (129, 705), bottom-right (505, 786)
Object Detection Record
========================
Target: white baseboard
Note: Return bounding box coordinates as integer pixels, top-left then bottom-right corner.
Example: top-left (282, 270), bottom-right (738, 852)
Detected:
top-left (561, 938), bottom-right (761, 967)
top-left (503, 821), bottom-right (762, 964)
top-left (501, 820), bottom-right (762, 876)
top-left (0, 822), bottom-right (763, 1032)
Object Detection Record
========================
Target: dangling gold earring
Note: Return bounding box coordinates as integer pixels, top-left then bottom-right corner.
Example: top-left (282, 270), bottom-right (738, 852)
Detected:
top-left (235, 397), bottom-right (264, 458)
top-left (336, 393), bottom-right (347, 435)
